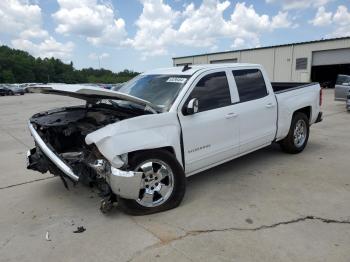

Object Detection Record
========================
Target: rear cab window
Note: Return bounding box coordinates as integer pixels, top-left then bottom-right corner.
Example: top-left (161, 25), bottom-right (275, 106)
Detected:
top-left (185, 71), bottom-right (231, 113)
top-left (232, 69), bottom-right (268, 102)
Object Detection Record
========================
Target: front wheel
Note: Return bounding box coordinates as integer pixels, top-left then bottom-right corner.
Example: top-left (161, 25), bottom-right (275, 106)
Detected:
top-left (118, 149), bottom-right (186, 215)
top-left (280, 112), bottom-right (310, 154)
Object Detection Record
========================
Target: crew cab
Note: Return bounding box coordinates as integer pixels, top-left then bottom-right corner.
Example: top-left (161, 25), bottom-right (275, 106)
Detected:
top-left (26, 64), bottom-right (323, 215)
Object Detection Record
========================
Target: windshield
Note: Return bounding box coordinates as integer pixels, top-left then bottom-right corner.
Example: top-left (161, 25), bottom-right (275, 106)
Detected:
top-left (117, 74), bottom-right (190, 110)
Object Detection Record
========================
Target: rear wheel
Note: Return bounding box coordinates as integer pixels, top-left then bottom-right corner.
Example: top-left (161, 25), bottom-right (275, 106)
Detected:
top-left (118, 149), bottom-right (186, 215)
top-left (280, 112), bottom-right (309, 154)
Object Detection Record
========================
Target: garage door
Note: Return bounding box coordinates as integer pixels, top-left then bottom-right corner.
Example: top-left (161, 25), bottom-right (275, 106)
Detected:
top-left (210, 58), bottom-right (238, 64)
top-left (312, 48), bottom-right (350, 66)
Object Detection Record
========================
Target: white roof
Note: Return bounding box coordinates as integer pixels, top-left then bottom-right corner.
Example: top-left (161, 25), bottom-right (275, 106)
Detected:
top-left (144, 63), bottom-right (260, 75)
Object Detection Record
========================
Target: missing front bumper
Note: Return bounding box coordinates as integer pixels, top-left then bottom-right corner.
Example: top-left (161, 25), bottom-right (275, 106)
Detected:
top-left (28, 122), bottom-right (79, 181)
top-left (27, 147), bottom-right (50, 173)
top-left (27, 146), bottom-right (143, 200)
top-left (27, 122), bottom-right (143, 201)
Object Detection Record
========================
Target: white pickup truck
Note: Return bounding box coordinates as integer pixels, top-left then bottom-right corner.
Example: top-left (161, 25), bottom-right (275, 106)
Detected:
top-left (27, 64), bottom-right (323, 215)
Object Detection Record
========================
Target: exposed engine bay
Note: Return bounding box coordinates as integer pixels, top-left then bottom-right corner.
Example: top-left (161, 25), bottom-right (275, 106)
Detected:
top-left (27, 103), bottom-right (146, 210)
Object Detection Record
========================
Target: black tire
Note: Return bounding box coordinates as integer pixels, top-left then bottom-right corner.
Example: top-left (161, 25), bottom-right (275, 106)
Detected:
top-left (280, 112), bottom-right (310, 154)
top-left (118, 149), bottom-right (186, 215)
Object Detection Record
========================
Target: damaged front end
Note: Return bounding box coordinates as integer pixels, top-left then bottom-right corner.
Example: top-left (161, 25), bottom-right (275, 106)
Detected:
top-left (26, 104), bottom-right (145, 210)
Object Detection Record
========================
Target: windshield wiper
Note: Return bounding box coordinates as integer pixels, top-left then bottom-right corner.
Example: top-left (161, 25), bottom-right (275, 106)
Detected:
top-left (109, 100), bottom-right (159, 114)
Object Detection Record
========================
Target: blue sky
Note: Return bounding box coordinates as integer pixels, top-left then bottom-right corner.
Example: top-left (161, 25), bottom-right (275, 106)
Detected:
top-left (0, 0), bottom-right (349, 72)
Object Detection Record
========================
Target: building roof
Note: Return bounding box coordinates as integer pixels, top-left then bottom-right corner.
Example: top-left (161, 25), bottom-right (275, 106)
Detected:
top-left (173, 36), bottom-right (350, 60)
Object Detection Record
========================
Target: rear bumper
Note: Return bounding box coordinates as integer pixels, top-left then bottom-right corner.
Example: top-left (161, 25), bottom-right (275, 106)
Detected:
top-left (315, 112), bottom-right (323, 123)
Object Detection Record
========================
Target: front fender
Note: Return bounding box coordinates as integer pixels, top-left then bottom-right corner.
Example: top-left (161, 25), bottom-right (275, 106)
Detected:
top-left (85, 112), bottom-right (182, 168)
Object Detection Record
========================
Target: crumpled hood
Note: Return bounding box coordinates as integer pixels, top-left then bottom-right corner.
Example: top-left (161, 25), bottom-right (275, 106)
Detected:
top-left (29, 84), bottom-right (159, 112)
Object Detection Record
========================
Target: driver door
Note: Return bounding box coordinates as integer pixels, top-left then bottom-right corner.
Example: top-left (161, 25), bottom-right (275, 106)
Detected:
top-left (178, 70), bottom-right (240, 174)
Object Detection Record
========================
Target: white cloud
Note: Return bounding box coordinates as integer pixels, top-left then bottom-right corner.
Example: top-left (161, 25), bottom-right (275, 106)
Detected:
top-left (232, 38), bottom-right (246, 49)
top-left (11, 37), bottom-right (74, 60)
top-left (0, 0), bottom-right (74, 60)
top-left (333, 5), bottom-right (350, 27)
top-left (271, 11), bottom-right (293, 28)
top-left (53, 0), bottom-right (127, 46)
top-left (309, 7), bottom-right (332, 26)
top-left (20, 29), bottom-right (49, 39)
top-left (0, 0), bottom-right (49, 40)
top-left (309, 5), bottom-right (350, 37)
top-left (87, 19), bottom-right (126, 45)
top-left (266, 0), bottom-right (333, 10)
top-left (332, 5), bottom-right (350, 37)
top-left (230, 2), bottom-right (271, 31)
top-left (88, 52), bottom-right (110, 60)
top-left (127, 0), bottom-right (294, 57)
top-left (125, 0), bottom-right (180, 56)
top-left (176, 1), bottom-right (233, 47)
top-left (0, 0), bottom-right (42, 35)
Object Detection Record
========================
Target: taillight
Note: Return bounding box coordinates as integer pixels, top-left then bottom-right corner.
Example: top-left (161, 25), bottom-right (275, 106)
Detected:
top-left (319, 88), bottom-right (323, 106)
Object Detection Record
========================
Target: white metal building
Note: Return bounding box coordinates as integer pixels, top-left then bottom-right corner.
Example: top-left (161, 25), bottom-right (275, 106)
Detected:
top-left (172, 37), bottom-right (350, 86)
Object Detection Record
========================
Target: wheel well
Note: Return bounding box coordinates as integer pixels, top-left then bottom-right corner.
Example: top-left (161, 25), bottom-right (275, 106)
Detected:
top-left (128, 146), bottom-right (176, 160)
top-left (294, 106), bottom-right (311, 121)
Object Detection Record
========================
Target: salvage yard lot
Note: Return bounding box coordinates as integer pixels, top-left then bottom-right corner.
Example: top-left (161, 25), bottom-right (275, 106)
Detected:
top-left (0, 89), bottom-right (349, 262)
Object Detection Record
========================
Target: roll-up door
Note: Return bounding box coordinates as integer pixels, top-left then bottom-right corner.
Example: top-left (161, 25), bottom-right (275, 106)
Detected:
top-left (312, 48), bottom-right (350, 66)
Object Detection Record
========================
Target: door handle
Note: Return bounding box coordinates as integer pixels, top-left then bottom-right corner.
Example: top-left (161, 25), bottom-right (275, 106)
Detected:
top-left (265, 103), bottom-right (274, 108)
top-left (225, 112), bottom-right (238, 119)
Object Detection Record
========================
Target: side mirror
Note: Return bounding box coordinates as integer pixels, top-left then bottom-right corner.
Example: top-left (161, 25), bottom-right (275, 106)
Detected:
top-left (186, 98), bottom-right (199, 115)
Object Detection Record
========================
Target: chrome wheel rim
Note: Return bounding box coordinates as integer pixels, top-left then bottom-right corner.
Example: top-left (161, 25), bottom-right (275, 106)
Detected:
top-left (293, 119), bottom-right (307, 147)
top-left (135, 160), bottom-right (174, 208)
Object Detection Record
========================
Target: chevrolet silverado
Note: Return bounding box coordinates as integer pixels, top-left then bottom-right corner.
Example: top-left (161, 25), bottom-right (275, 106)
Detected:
top-left (26, 64), bottom-right (323, 215)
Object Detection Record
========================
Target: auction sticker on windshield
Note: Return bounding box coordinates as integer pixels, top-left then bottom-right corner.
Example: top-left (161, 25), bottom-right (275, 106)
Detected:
top-left (166, 77), bottom-right (188, 84)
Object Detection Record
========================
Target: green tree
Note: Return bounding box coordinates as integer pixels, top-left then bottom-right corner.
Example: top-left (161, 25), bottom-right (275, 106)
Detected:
top-left (0, 45), bottom-right (139, 84)
top-left (1, 69), bottom-right (15, 83)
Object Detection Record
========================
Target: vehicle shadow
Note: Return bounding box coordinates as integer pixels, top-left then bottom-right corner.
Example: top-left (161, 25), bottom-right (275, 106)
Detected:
top-left (39, 142), bottom-right (316, 217)
top-left (182, 143), bottom-right (284, 205)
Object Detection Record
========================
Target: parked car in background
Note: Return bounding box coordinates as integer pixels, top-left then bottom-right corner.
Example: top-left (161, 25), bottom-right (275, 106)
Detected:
top-left (335, 74), bottom-right (350, 101)
top-left (8, 85), bottom-right (25, 95)
top-left (26, 64), bottom-right (323, 215)
top-left (23, 83), bottom-right (42, 93)
top-left (0, 86), bottom-right (14, 96)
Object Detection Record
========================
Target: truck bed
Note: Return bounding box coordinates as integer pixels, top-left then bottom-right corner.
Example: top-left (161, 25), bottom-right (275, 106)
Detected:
top-left (273, 82), bottom-right (321, 142)
top-left (271, 82), bottom-right (317, 93)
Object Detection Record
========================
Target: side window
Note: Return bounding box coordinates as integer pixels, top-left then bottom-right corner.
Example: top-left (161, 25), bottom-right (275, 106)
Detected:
top-left (186, 72), bottom-right (231, 113)
top-left (232, 69), bottom-right (268, 102)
